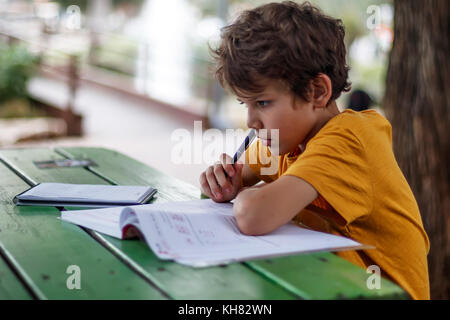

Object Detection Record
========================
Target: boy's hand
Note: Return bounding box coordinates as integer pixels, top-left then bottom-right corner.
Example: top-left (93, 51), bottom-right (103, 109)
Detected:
top-left (200, 153), bottom-right (244, 203)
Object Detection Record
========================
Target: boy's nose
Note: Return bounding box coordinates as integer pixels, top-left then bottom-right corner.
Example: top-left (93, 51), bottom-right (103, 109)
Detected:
top-left (246, 109), bottom-right (263, 130)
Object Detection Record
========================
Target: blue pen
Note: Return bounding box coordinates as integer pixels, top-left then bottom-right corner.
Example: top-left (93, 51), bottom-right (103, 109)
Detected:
top-left (232, 129), bottom-right (257, 164)
top-left (221, 129), bottom-right (256, 181)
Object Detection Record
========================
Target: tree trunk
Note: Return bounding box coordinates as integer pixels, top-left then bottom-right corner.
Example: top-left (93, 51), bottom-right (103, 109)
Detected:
top-left (383, 0), bottom-right (449, 299)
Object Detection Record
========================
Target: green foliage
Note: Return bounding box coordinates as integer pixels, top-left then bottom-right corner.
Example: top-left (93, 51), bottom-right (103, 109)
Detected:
top-left (0, 44), bottom-right (38, 105)
top-left (0, 98), bottom-right (46, 119)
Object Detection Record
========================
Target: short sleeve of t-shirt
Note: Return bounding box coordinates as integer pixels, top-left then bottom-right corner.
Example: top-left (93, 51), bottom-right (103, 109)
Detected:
top-left (283, 123), bottom-right (373, 225)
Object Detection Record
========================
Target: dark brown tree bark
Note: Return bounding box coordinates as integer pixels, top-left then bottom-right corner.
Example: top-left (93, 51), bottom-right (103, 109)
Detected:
top-left (383, 0), bottom-right (449, 299)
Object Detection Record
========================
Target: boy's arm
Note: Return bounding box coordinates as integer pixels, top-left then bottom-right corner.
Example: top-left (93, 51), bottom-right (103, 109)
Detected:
top-left (233, 175), bottom-right (318, 235)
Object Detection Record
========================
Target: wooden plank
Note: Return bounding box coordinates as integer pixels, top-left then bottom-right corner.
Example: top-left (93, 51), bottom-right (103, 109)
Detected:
top-left (57, 146), bottom-right (409, 299)
top-left (247, 253), bottom-right (408, 299)
top-left (0, 252), bottom-right (32, 300)
top-left (0, 154), bottom-right (168, 299)
top-left (0, 148), bottom-right (108, 186)
top-left (1, 147), bottom-right (296, 300)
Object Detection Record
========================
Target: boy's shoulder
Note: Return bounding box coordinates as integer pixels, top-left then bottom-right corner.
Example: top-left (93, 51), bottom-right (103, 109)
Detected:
top-left (333, 108), bottom-right (389, 128)
top-left (317, 109), bottom-right (392, 146)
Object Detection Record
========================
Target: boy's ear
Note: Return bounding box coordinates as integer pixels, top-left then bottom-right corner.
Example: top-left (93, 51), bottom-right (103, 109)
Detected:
top-left (310, 73), bottom-right (332, 108)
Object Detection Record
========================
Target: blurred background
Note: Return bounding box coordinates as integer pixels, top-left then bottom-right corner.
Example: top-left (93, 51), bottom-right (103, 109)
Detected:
top-left (0, 0), bottom-right (392, 186)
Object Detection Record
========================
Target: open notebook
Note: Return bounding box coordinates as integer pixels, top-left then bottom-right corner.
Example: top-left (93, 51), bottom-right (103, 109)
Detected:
top-left (61, 199), bottom-right (369, 267)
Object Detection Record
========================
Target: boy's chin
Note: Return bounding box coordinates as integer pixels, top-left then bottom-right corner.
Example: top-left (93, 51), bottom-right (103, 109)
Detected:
top-left (266, 140), bottom-right (298, 156)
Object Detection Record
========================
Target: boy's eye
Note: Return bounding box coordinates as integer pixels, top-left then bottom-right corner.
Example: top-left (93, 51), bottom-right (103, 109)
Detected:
top-left (256, 101), bottom-right (270, 107)
top-left (237, 100), bottom-right (270, 108)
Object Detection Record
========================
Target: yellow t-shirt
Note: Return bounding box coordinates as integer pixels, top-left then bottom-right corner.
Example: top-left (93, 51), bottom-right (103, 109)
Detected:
top-left (245, 109), bottom-right (430, 299)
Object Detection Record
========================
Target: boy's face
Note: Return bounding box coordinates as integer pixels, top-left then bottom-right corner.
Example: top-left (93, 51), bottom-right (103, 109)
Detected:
top-left (237, 79), bottom-right (319, 155)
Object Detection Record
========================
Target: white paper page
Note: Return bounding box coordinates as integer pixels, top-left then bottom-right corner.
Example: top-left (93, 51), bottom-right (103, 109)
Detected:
top-left (61, 206), bottom-right (125, 238)
top-left (175, 224), bottom-right (364, 267)
top-left (131, 199), bottom-right (365, 265)
top-left (20, 183), bottom-right (152, 203)
top-left (127, 200), bottom-right (235, 259)
top-left (174, 222), bottom-right (362, 257)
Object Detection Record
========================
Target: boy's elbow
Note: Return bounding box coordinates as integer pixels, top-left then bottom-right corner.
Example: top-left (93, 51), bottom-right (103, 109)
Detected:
top-left (233, 195), bottom-right (265, 236)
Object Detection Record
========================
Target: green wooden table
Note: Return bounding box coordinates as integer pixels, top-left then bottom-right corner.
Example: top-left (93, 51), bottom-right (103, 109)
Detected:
top-left (0, 147), bottom-right (408, 300)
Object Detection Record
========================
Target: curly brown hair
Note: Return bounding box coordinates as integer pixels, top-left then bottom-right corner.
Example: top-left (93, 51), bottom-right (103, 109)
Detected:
top-left (212, 1), bottom-right (351, 103)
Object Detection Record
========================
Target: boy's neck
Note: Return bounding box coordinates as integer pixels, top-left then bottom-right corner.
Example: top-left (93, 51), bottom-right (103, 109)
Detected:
top-left (300, 100), bottom-right (340, 151)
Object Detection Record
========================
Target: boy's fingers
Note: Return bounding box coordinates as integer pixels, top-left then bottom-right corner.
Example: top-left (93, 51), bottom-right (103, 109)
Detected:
top-left (231, 162), bottom-right (244, 186)
top-left (213, 162), bottom-right (233, 193)
top-left (235, 162), bottom-right (244, 171)
top-left (199, 172), bottom-right (213, 198)
top-left (205, 166), bottom-right (222, 199)
top-left (220, 153), bottom-right (235, 177)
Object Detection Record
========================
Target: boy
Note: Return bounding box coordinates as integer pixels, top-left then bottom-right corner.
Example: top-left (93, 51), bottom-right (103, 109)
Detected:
top-left (199, 1), bottom-right (429, 299)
